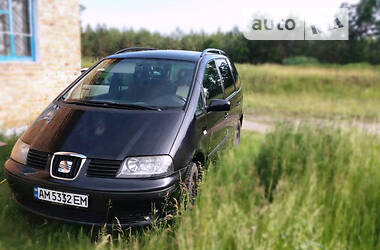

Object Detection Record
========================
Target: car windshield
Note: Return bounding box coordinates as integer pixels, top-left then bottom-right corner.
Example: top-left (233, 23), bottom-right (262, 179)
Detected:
top-left (63, 58), bottom-right (196, 110)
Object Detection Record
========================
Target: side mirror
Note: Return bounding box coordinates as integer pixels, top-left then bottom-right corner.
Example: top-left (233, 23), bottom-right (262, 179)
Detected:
top-left (207, 99), bottom-right (231, 112)
top-left (81, 68), bottom-right (89, 74)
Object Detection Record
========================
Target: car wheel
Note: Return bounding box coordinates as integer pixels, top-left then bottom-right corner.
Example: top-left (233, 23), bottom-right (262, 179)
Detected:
top-left (234, 120), bottom-right (241, 146)
top-left (185, 162), bottom-right (199, 205)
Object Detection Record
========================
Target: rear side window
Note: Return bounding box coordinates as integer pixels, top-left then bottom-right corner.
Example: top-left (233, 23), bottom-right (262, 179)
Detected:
top-left (195, 93), bottom-right (205, 117)
top-left (228, 59), bottom-right (240, 89)
top-left (202, 60), bottom-right (223, 105)
top-left (216, 59), bottom-right (235, 97)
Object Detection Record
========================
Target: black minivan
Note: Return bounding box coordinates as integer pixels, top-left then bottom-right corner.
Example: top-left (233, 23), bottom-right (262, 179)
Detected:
top-left (4, 48), bottom-right (243, 226)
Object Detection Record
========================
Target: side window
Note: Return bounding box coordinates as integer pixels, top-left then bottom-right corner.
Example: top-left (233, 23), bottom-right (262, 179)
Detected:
top-left (195, 93), bottom-right (205, 117)
top-left (216, 59), bottom-right (235, 97)
top-left (228, 59), bottom-right (241, 89)
top-left (202, 60), bottom-right (223, 105)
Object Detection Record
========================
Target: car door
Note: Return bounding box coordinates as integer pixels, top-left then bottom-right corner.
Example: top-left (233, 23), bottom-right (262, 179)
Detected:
top-left (215, 58), bottom-right (241, 144)
top-left (201, 60), bottom-right (227, 156)
top-left (227, 57), bottom-right (243, 127)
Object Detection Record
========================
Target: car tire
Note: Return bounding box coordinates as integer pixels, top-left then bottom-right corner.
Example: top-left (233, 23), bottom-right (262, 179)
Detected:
top-left (234, 120), bottom-right (241, 146)
top-left (185, 162), bottom-right (199, 205)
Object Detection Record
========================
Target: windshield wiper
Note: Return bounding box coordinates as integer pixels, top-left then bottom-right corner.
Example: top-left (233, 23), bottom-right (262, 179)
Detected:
top-left (64, 100), bottom-right (104, 107)
top-left (101, 101), bottom-right (162, 111)
top-left (65, 100), bottom-right (162, 111)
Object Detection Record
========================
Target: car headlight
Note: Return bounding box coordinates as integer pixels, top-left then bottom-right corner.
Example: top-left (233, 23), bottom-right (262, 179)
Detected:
top-left (10, 139), bottom-right (30, 165)
top-left (116, 155), bottom-right (174, 178)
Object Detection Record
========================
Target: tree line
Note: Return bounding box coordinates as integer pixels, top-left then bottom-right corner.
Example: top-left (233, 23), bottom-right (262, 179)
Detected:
top-left (81, 0), bottom-right (379, 64)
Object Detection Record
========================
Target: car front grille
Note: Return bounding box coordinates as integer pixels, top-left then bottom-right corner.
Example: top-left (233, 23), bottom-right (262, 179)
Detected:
top-left (26, 150), bottom-right (121, 178)
top-left (87, 159), bottom-right (121, 178)
top-left (51, 155), bottom-right (84, 179)
top-left (27, 150), bottom-right (49, 169)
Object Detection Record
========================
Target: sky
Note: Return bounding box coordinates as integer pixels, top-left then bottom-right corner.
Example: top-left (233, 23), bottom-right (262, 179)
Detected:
top-left (80, 0), bottom-right (360, 34)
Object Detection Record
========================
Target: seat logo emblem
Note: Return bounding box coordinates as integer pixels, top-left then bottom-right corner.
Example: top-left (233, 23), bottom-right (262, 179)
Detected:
top-left (58, 160), bottom-right (72, 174)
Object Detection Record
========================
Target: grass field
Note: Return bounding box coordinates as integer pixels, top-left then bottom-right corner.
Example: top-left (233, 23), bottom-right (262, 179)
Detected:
top-left (1, 126), bottom-right (379, 249)
top-left (238, 63), bottom-right (380, 120)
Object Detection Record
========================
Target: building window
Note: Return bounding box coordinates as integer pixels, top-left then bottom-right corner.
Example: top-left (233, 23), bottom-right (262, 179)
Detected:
top-left (0, 0), bottom-right (35, 61)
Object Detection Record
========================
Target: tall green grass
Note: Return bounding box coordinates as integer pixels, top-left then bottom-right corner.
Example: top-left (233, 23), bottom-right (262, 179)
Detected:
top-left (253, 125), bottom-right (380, 249)
top-left (237, 63), bottom-right (380, 119)
top-left (0, 135), bottom-right (16, 179)
top-left (1, 127), bottom-right (379, 249)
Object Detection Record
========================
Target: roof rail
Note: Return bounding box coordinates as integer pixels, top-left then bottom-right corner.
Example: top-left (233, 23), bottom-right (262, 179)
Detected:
top-left (200, 48), bottom-right (227, 57)
top-left (114, 47), bottom-right (157, 54)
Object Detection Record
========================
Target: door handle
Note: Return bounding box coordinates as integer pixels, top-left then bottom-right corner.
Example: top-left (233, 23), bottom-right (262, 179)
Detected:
top-left (224, 112), bottom-right (229, 119)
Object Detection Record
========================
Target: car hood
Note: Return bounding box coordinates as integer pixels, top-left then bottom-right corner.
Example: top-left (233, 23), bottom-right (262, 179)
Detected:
top-left (22, 103), bottom-right (184, 160)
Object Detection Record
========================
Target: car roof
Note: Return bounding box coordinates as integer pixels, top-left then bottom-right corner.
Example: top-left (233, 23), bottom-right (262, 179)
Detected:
top-left (107, 50), bottom-right (204, 62)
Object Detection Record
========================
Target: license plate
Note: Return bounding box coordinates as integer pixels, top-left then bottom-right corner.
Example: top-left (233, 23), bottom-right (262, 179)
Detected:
top-left (34, 187), bottom-right (88, 208)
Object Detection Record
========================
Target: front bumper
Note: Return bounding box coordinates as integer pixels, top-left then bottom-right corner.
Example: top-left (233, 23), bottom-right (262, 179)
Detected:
top-left (4, 158), bottom-right (185, 227)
